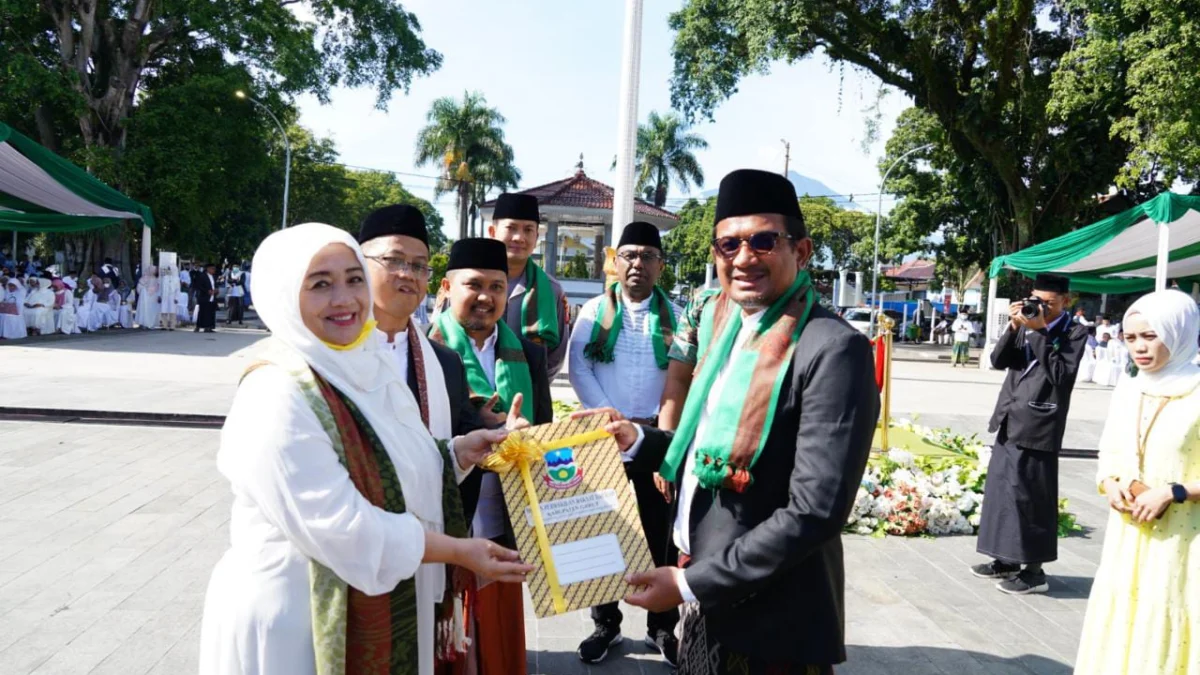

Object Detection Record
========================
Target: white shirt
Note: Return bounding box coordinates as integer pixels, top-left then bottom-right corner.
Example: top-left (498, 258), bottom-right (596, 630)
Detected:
top-left (228, 273), bottom-right (245, 298)
top-left (377, 328), bottom-right (411, 385)
top-left (179, 270), bottom-right (191, 286)
top-left (472, 325), bottom-right (499, 388)
top-left (624, 309), bottom-right (766, 603)
top-left (568, 292), bottom-right (678, 419)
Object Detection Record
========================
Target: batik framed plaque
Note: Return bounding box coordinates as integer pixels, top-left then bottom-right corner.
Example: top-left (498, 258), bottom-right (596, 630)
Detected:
top-left (489, 414), bottom-right (654, 618)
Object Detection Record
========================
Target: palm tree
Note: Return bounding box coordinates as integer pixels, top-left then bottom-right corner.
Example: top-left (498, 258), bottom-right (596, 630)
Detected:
top-left (615, 111), bottom-right (709, 207)
top-left (467, 148), bottom-right (521, 237)
top-left (415, 92), bottom-right (519, 239)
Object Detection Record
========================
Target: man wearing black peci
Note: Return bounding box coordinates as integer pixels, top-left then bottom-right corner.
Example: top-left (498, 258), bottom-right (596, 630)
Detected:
top-left (584, 169), bottom-right (879, 674)
top-left (971, 273), bottom-right (1088, 594)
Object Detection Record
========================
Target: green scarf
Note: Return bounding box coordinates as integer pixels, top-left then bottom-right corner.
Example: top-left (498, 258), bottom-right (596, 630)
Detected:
top-left (429, 313), bottom-right (535, 422)
top-left (519, 261), bottom-right (560, 350)
top-left (584, 283), bottom-right (677, 369)
top-left (659, 272), bottom-right (816, 493)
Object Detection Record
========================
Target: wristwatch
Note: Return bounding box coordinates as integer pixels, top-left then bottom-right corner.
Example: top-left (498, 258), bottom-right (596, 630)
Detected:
top-left (1171, 483), bottom-right (1188, 504)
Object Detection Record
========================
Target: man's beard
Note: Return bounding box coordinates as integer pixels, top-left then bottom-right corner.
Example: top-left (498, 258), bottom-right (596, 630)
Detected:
top-left (464, 301), bottom-right (496, 332)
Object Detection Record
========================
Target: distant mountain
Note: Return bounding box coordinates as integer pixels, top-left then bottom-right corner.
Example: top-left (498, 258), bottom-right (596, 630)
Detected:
top-left (700, 171), bottom-right (865, 211)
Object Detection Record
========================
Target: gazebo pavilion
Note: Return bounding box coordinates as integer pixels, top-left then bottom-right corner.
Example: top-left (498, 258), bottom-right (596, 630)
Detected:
top-left (480, 166), bottom-right (679, 279)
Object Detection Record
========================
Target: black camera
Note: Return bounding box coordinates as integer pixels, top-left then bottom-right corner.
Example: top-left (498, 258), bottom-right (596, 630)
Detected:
top-left (1020, 297), bottom-right (1046, 319)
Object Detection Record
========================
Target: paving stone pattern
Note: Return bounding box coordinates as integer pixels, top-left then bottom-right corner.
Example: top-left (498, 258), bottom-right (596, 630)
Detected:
top-left (0, 420), bottom-right (1108, 674)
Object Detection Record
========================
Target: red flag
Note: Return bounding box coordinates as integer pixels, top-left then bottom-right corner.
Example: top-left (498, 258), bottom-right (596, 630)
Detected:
top-left (873, 336), bottom-right (886, 391)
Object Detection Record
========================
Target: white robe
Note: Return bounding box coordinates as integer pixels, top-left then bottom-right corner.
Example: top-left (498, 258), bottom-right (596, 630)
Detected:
top-left (160, 274), bottom-right (181, 317)
top-left (23, 288), bottom-right (56, 335)
top-left (82, 290), bottom-right (116, 331)
top-left (134, 282), bottom-right (160, 329)
top-left (57, 297), bottom-right (79, 335)
top-left (1079, 344), bottom-right (1097, 382)
top-left (176, 291), bottom-right (190, 323)
top-left (199, 367), bottom-right (435, 675)
top-left (111, 292), bottom-right (133, 329)
top-left (1, 289), bottom-right (26, 339)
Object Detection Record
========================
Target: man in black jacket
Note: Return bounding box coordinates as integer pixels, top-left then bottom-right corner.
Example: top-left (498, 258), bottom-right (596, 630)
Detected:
top-left (593, 169), bottom-right (879, 674)
top-left (192, 263), bottom-right (218, 332)
top-left (427, 237), bottom-right (553, 675)
top-left (972, 273), bottom-right (1088, 594)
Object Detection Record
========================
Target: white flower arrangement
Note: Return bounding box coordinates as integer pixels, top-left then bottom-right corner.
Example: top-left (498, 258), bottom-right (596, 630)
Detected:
top-left (845, 422), bottom-right (990, 537)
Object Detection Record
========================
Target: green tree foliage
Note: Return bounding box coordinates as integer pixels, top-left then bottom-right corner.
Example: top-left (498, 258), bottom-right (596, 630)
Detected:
top-left (0, 0), bottom-right (441, 273)
top-left (415, 92), bottom-right (520, 240)
top-left (427, 252), bottom-right (448, 295)
top-left (663, 198), bottom-right (716, 286)
top-left (667, 0), bottom-right (1134, 250)
top-left (658, 262), bottom-right (678, 294)
top-left (798, 196), bottom-right (886, 272)
top-left (1051, 0), bottom-right (1200, 190)
top-left (616, 111), bottom-right (708, 207)
top-left (558, 253), bottom-right (592, 280)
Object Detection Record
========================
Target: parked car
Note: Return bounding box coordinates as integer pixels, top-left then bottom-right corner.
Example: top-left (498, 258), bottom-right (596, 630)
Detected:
top-left (842, 307), bottom-right (901, 336)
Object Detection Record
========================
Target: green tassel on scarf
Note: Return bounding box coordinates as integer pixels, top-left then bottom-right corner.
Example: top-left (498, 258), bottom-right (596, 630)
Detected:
top-left (429, 313), bottom-right (535, 422)
top-left (584, 283), bottom-right (677, 369)
top-left (659, 272), bottom-right (816, 493)
top-left (519, 261), bottom-right (561, 350)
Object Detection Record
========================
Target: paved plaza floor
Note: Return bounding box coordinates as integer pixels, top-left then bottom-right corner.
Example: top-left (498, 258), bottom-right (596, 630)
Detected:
top-left (0, 329), bottom-right (1117, 674)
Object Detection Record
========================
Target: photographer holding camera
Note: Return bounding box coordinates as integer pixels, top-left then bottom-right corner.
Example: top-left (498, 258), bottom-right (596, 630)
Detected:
top-left (971, 273), bottom-right (1088, 594)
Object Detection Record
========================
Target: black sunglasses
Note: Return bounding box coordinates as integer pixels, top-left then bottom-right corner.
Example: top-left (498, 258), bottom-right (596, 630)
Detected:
top-left (711, 232), bottom-right (794, 259)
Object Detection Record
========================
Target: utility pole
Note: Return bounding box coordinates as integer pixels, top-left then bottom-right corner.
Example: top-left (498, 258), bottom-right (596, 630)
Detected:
top-left (781, 139), bottom-right (790, 177)
top-left (611, 0), bottom-right (644, 248)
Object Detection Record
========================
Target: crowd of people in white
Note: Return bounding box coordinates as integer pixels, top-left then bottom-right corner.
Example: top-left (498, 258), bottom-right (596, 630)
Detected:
top-left (0, 262), bottom-right (192, 340)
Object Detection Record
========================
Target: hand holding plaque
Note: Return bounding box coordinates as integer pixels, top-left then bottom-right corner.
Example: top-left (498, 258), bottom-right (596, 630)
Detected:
top-left (483, 413), bottom-right (654, 617)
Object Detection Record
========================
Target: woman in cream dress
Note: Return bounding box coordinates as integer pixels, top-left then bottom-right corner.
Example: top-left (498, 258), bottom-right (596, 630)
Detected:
top-left (1075, 290), bottom-right (1200, 674)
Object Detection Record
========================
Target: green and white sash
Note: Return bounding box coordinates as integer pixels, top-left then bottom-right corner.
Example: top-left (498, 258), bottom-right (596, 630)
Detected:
top-left (659, 272), bottom-right (816, 493)
top-left (429, 313), bottom-right (535, 422)
top-left (584, 283), bottom-right (677, 369)
top-left (519, 261), bottom-right (560, 350)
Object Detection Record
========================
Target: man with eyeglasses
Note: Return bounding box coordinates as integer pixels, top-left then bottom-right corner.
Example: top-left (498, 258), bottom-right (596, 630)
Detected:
top-left (487, 193), bottom-right (571, 378)
top-left (583, 169), bottom-right (879, 675)
top-left (568, 221), bottom-right (681, 666)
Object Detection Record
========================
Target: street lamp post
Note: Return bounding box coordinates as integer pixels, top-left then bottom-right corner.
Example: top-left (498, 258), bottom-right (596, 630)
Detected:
top-left (870, 143), bottom-right (935, 337)
top-left (236, 91), bottom-right (291, 230)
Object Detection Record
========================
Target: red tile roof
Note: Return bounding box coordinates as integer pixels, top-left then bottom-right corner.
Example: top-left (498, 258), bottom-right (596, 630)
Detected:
top-left (884, 259), bottom-right (936, 281)
top-left (481, 170), bottom-right (679, 221)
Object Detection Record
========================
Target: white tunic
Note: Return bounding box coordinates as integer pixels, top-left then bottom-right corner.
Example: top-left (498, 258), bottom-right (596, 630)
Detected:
top-left (199, 367), bottom-right (432, 675)
top-left (568, 293), bottom-right (679, 420)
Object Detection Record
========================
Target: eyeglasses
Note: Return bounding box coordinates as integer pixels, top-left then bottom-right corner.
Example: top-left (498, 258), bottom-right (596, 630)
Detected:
top-left (711, 232), bottom-right (794, 259)
top-left (616, 251), bottom-right (664, 264)
top-left (365, 255), bottom-right (432, 278)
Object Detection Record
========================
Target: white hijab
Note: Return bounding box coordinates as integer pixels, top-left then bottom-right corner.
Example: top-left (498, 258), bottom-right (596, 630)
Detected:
top-left (1124, 289), bottom-right (1200, 396)
top-left (250, 223), bottom-right (445, 530)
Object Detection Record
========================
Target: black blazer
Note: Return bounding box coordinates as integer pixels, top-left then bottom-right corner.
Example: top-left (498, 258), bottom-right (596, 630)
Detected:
top-left (628, 304), bottom-right (879, 665)
top-left (192, 272), bottom-right (216, 302)
top-left (407, 339), bottom-right (487, 439)
top-left (451, 335), bottom-right (554, 540)
top-left (987, 316), bottom-right (1089, 452)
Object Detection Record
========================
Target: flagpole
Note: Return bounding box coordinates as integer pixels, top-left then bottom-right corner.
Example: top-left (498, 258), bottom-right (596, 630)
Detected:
top-left (611, 0), bottom-right (644, 248)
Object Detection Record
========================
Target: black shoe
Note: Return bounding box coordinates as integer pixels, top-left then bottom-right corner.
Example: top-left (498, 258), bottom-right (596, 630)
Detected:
top-left (997, 568), bottom-right (1049, 595)
top-left (644, 629), bottom-right (678, 667)
top-left (970, 560), bottom-right (1020, 579)
top-left (204, 328), bottom-right (215, 333)
top-left (578, 625), bottom-right (622, 664)
top-left (194, 327), bottom-right (199, 333)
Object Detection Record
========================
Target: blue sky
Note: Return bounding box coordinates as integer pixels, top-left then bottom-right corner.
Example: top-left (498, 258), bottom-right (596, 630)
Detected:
top-left (295, 0), bottom-right (913, 232)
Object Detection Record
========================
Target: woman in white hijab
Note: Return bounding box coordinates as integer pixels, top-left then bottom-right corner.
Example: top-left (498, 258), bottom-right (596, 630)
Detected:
top-left (22, 277), bottom-right (56, 335)
top-left (134, 265), bottom-right (160, 329)
top-left (158, 265), bottom-right (181, 330)
top-left (1075, 290), bottom-right (1200, 674)
top-left (1, 278), bottom-right (27, 339)
top-left (199, 223), bottom-right (531, 675)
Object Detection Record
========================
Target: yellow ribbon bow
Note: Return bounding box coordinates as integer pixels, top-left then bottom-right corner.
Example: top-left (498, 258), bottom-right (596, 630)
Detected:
top-left (482, 428), bottom-right (611, 614)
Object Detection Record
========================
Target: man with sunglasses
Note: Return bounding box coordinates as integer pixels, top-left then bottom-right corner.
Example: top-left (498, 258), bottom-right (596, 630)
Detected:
top-left (568, 221), bottom-right (681, 666)
top-left (588, 169), bottom-right (879, 674)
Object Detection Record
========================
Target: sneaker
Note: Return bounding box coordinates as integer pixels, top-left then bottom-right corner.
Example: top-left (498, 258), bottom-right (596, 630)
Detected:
top-left (970, 560), bottom-right (1020, 579)
top-left (644, 629), bottom-right (679, 667)
top-left (997, 569), bottom-right (1049, 595)
top-left (578, 625), bottom-right (622, 664)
